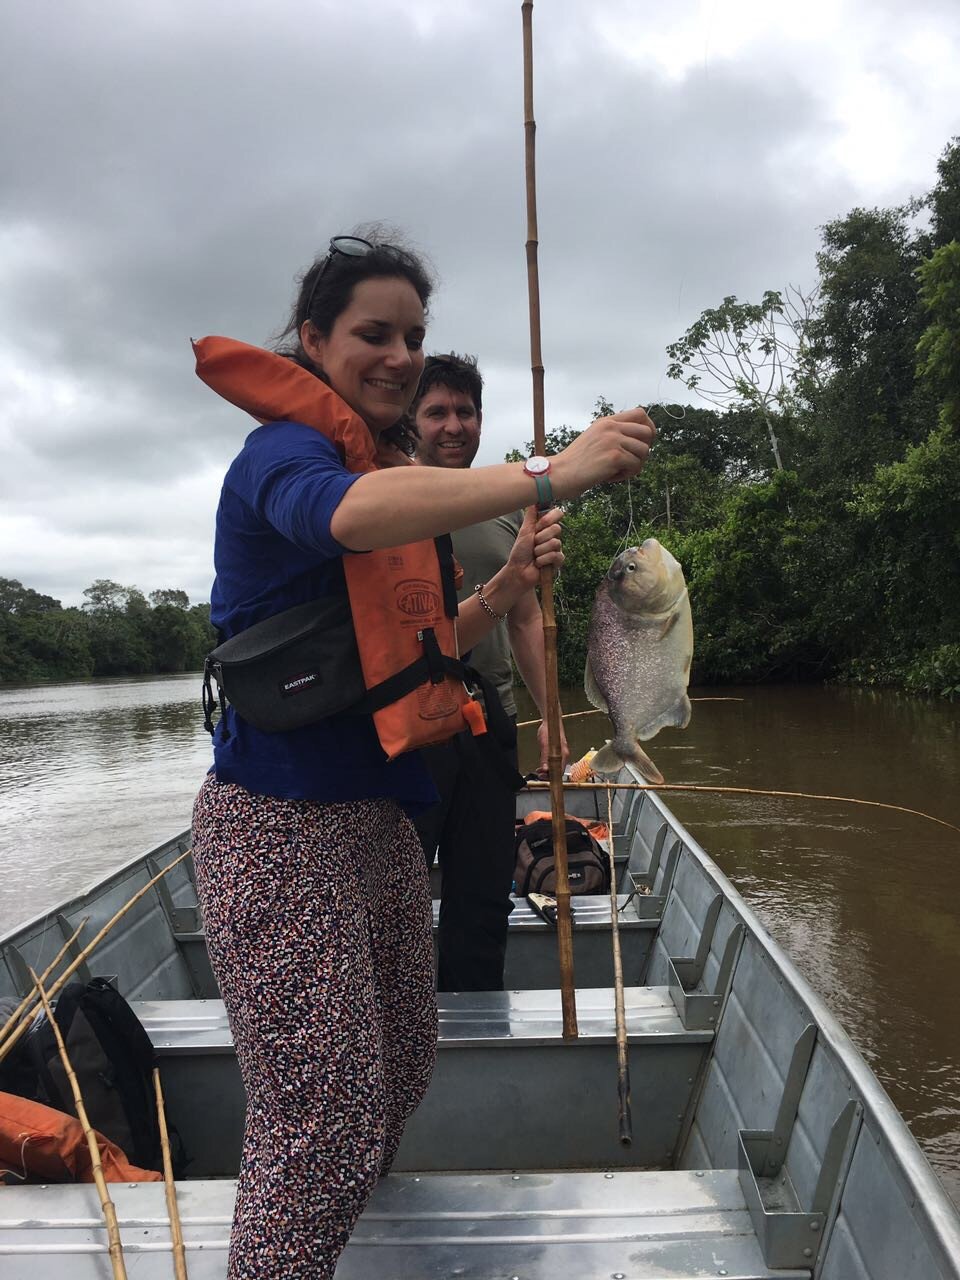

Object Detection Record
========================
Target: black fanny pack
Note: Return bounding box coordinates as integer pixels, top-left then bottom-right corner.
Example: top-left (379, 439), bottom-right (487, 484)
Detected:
top-left (201, 592), bottom-right (526, 791)
top-left (201, 594), bottom-right (473, 739)
top-left (202, 595), bottom-right (366, 735)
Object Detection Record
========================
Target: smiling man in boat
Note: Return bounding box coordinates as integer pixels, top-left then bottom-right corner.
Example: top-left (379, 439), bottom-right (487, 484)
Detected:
top-left (410, 353), bottom-right (568, 992)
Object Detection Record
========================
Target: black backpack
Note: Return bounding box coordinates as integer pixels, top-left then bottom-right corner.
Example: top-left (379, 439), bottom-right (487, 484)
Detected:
top-left (12, 978), bottom-right (180, 1174)
top-left (514, 818), bottom-right (611, 897)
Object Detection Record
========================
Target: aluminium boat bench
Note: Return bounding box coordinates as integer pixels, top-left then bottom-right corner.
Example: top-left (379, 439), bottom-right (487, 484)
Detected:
top-left (0, 1169), bottom-right (811, 1280)
top-left (136, 986), bottom-right (715, 1178)
top-left (168, 892), bottom-right (661, 999)
top-left (446, 893), bottom-right (658, 989)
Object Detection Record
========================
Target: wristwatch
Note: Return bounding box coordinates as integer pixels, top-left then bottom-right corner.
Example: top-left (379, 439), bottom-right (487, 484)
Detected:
top-left (523, 455), bottom-right (554, 508)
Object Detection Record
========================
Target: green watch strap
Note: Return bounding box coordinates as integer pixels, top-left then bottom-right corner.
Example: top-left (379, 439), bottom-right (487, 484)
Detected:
top-left (533, 471), bottom-right (554, 509)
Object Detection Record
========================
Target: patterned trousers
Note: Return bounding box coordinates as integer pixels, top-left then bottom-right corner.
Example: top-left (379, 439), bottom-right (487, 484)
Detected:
top-left (192, 776), bottom-right (437, 1279)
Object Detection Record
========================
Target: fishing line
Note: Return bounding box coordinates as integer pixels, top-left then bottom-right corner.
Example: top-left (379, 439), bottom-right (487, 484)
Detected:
top-left (611, 401), bottom-right (686, 553)
top-left (615, 475), bottom-right (641, 554)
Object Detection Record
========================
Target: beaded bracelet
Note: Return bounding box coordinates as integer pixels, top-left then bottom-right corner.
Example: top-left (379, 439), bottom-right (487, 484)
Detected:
top-left (474, 583), bottom-right (506, 622)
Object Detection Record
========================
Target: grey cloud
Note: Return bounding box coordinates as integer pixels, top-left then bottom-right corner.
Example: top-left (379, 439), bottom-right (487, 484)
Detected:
top-left (3, 0), bottom-right (958, 604)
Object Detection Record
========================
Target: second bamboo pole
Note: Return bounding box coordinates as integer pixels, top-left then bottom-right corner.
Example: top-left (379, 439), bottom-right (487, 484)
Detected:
top-left (605, 789), bottom-right (632, 1144)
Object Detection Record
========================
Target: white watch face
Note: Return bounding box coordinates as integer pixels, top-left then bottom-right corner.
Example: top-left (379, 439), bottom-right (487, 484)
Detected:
top-left (526, 456), bottom-right (550, 475)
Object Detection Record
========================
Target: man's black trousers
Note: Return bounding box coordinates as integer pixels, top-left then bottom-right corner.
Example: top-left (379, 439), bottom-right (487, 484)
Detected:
top-left (413, 723), bottom-right (518, 992)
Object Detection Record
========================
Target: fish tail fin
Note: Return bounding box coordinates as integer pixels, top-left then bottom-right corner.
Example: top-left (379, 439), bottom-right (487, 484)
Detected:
top-left (589, 742), bottom-right (623, 775)
top-left (590, 738), bottom-right (665, 786)
top-left (630, 744), bottom-right (665, 785)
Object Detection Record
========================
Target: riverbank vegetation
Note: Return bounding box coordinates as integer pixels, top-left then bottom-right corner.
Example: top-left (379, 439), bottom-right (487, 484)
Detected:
top-left (510, 137), bottom-right (960, 700)
top-left (3, 141), bottom-right (958, 694)
top-left (0, 580), bottom-right (216, 684)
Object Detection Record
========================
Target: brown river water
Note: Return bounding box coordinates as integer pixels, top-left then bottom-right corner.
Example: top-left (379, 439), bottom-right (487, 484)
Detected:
top-left (1, 673), bottom-right (958, 1207)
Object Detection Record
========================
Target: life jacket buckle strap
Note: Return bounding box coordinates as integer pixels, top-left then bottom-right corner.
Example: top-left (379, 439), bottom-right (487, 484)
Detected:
top-left (417, 627), bottom-right (446, 685)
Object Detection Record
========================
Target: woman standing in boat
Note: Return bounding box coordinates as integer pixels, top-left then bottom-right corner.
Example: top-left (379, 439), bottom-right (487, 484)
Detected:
top-left (191, 230), bottom-right (656, 1279)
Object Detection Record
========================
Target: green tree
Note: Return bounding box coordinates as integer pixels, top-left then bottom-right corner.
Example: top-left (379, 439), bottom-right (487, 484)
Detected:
top-left (0, 578), bottom-right (61, 614)
top-left (149, 605), bottom-right (196, 672)
top-left (149, 588), bottom-right (190, 609)
top-left (665, 290), bottom-right (820, 472)
top-left (916, 241), bottom-right (960, 429)
top-left (808, 204), bottom-right (935, 486)
top-left (82, 579), bottom-right (129, 613)
top-left (928, 136), bottom-right (960, 249)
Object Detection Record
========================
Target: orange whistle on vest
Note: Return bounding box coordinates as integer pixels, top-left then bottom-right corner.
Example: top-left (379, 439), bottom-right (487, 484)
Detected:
top-left (461, 696), bottom-right (488, 737)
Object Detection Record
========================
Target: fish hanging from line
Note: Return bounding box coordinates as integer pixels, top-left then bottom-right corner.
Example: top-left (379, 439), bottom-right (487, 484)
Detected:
top-left (584, 539), bottom-right (694, 782)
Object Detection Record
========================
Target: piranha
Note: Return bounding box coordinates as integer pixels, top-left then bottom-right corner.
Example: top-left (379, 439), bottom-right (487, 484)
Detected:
top-left (584, 539), bottom-right (693, 782)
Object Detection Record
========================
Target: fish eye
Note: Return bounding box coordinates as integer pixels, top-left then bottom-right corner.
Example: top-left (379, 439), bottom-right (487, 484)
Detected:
top-left (626, 563), bottom-right (636, 572)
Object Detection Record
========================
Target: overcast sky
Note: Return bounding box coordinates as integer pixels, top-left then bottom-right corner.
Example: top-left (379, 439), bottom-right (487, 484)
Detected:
top-left (3, 0), bottom-right (958, 607)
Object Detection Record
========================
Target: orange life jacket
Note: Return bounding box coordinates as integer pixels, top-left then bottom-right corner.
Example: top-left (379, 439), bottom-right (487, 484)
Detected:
top-left (193, 336), bottom-right (485, 759)
top-left (0, 1090), bottom-right (162, 1184)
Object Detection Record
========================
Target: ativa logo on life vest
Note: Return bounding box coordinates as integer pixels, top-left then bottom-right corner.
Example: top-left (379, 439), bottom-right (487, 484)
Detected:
top-left (396, 579), bottom-right (440, 618)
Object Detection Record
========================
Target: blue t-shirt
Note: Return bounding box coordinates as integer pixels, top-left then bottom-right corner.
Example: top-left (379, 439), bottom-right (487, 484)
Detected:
top-left (209, 421), bottom-right (437, 811)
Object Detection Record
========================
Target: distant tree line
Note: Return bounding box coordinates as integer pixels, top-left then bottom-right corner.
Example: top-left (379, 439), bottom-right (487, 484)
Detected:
top-left (0, 578), bottom-right (216, 684)
top-left (509, 136), bottom-right (960, 700)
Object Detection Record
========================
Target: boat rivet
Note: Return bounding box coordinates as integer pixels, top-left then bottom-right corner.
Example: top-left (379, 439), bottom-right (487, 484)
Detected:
top-left (708, 1015), bottom-right (715, 1023)
top-left (413, 1177), bottom-right (420, 1183)
top-left (810, 1220), bottom-right (820, 1231)
top-left (604, 1173), bottom-right (615, 1179)
top-left (512, 1175), bottom-right (521, 1181)
top-left (695, 1171), bottom-right (704, 1177)
top-left (614, 1273), bottom-right (626, 1279)
top-left (804, 1247), bottom-right (813, 1258)
top-left (719, 1271), bottom-right (728, 1277)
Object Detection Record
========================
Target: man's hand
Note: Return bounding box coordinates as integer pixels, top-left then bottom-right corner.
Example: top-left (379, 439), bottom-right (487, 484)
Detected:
top-left (536, 717), bottom-right (570, 778)
top-left (504, 506), bottom-right (564, 591)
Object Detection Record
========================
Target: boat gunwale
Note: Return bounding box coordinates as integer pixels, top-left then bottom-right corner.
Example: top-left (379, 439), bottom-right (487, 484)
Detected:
top-left (0, 828), bottom-right (191, 950)
top-left (639, 772), bottom-right (960, 1266)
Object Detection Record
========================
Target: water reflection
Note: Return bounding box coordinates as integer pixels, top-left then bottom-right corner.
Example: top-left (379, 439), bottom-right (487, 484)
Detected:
top-left (0, 674), bottom-right (211, 930)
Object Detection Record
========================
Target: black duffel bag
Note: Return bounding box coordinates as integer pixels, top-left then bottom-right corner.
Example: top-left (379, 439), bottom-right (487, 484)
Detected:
top-left (202, 595), bottom-right (367, 735)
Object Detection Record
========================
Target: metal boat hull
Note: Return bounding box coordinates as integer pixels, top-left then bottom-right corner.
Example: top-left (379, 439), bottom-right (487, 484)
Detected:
top-left (2, 770), bottom-right (959, 1278)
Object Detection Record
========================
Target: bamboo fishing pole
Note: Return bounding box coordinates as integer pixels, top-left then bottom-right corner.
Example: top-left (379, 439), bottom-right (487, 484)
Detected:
top-left (515, 699), bottom-right (744, 730)
top-left (526, 780), bottom-right (960, 836)
top-left (0, 915), bottom-right (88, 1051)
top-left (153, 1067), bottom-right (189, 1279)
top-left (0, 851), bottom-right (191, 1067)
top-left (30, 968), bottom-right (128, 1280)
top-left (521, 0), bottom-right (577, 1038)
top-left (605, 788), bottom-right (632, 1145)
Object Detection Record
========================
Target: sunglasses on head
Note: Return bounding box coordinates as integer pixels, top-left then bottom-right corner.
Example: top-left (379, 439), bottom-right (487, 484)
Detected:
top-left (303, 236), bottom-right (400, 320)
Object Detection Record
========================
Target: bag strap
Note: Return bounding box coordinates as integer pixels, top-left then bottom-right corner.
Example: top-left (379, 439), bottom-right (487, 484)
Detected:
top-left (202, 658), bottom-right (229, 738)
top-left (353, 646), bottom-right (463, 713)
top-left (433, 534), bottom-right (460, 619)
